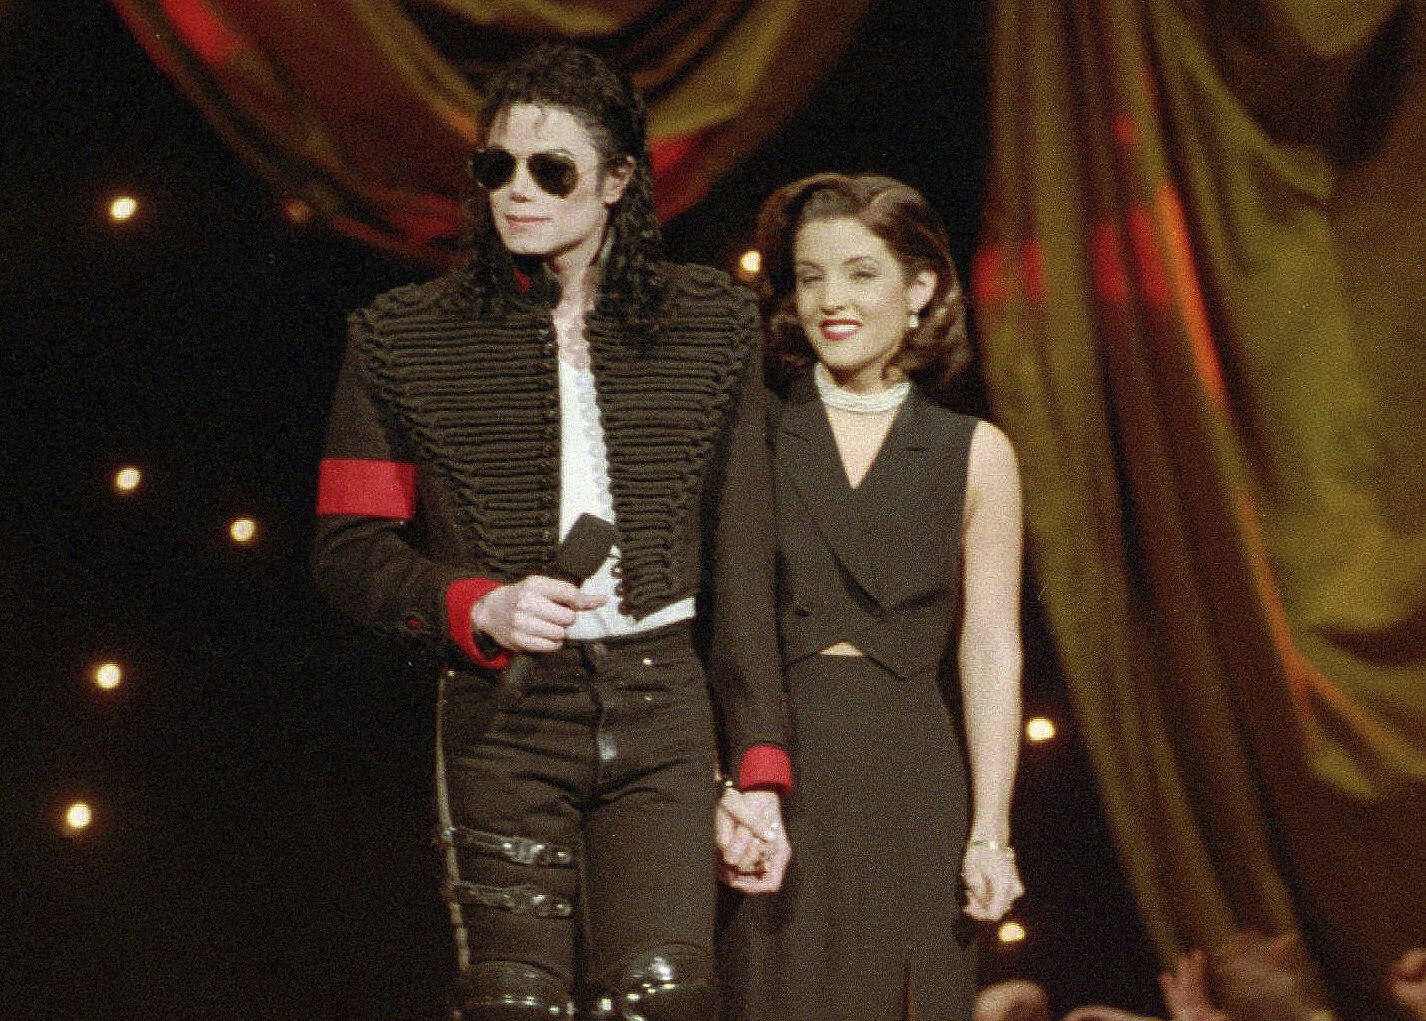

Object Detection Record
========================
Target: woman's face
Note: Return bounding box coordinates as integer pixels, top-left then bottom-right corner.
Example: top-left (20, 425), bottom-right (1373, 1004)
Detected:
top-left (792, 216), bottom-right (934, 393)
top-left (482, 103), bottom-right (630, 270)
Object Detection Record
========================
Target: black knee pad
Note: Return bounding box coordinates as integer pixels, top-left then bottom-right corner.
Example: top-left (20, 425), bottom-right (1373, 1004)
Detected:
top-left (587, 945), bottom-right (716, 1021)
top-left (453, 960), bottom-right (573, 1021)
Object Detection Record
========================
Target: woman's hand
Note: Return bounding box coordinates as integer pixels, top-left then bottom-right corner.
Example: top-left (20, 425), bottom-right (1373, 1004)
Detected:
top-left (961, 839), bottom-right (1024, 921)
top-left (716, 787), bottom-right (791, 894)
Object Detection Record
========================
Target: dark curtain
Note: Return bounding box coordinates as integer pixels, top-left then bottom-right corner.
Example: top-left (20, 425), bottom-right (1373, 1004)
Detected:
top-left (107, 0), bottom-right (872, 262)
top-left (975, 0), bottom-right (1426, 1015)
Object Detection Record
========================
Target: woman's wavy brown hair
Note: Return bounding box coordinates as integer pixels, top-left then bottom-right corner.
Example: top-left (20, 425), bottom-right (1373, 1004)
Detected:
top-left (459, 43), bottom-right (666, 342)
top-left (754, 173), bottom-right (970, 394)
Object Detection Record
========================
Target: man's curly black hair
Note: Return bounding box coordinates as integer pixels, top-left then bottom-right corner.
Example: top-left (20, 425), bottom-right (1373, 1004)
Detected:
top-left (460, 43), bottom-right (666, 343)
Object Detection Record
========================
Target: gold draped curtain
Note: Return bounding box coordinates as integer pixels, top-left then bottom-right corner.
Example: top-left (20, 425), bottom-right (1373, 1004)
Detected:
top-left (976, 0), bottom-right (1426, 1014)
top-left (107, 0), bottom-right (872, 262)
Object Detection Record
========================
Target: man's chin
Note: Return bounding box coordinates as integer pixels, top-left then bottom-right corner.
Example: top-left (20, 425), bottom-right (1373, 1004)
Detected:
top-left (498, 236), bottom-right (552, 258)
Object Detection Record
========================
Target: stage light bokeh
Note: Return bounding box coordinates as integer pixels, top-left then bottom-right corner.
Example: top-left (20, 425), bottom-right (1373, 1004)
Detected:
top-left (113, 466), bottom-right (142, 492)
top-left (63, 801), bottom-right (94, 835)
top-left (283, 197), bottom-right (314, 224)
top-left (109, 195), bottom-right (138, 221)
top-left (1026, 716), bottom-right (1057, 742)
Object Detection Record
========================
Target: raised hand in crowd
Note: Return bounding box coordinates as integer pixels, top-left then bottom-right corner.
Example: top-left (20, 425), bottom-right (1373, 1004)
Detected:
top-left (1391, 948), bottom-right (1426, 1021)
top-left (1159, 949), bottom-right (1228, 1021)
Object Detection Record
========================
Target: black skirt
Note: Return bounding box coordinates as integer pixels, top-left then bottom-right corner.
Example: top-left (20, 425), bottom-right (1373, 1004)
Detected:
top-left (719, 653), bottom-right (978, 1021)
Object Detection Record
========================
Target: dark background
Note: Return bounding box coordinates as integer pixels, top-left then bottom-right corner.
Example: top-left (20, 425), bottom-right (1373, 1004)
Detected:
top-left (1, 1), bottom-right (1162, 1018)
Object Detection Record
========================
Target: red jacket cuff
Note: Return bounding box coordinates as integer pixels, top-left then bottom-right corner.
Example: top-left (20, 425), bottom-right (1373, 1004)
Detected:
top-left (445, 578), bottom-right (511, 669)
top-left (738, 745), bottom-right (792, 794)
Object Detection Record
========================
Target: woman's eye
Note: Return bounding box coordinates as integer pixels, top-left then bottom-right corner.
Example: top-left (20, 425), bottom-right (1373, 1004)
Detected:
top-left (795, 274), bottom-right (821, 286)
top-left (851, 269), bottom-right (876, 281)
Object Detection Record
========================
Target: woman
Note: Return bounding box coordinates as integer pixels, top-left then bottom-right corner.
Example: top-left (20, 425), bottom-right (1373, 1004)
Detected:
top-left (717, 173), bottom-right (1025, 1021)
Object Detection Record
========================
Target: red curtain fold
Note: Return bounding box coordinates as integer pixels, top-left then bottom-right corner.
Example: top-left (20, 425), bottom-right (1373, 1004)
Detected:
top-left (977, 0), bottom-right (1426, 1014)
top-left (108, 0), bottom-right (873, 263)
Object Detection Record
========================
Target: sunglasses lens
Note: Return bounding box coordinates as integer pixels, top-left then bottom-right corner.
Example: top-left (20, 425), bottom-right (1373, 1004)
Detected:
top-left (470, 148), bottom-right (516, 190)
top-left (528, 153), bottom-right (580, 197)
top-left (471, 148), bottom-right (582, 197)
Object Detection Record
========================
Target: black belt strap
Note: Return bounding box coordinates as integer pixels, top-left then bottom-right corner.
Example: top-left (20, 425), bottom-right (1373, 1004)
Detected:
top-left (436, 825), bottom-right (576, 868)
top-left (442, 881), bottom-right (575, 918)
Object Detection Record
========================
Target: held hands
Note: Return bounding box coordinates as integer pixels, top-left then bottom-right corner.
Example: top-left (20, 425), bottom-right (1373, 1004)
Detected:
top-left (716, 786), bottom-right (791, 894)
top-left (472, 575), bottom-right (607, 653)
top-left (961, 837), bottom-right (1024, 922)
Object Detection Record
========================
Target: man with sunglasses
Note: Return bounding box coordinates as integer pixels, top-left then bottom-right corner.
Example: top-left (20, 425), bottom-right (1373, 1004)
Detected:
top-left (313, 43), bottom-right (790, 1021)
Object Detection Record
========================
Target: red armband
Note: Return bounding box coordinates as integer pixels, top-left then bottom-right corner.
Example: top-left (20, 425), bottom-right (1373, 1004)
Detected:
top-left (316, 458), bottom-right (416, 519)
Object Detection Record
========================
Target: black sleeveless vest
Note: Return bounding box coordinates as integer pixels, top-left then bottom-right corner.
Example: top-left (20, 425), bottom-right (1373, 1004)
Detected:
top-left (772, 375), bottom-right (979, 682)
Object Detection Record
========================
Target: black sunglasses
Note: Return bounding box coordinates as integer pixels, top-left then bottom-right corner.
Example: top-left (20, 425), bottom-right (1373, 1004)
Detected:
top-left (468, 147), bottom-right (584, 198)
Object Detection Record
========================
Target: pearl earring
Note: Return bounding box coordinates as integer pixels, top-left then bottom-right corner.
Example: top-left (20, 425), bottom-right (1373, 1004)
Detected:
top-left (908, 311), bottom-right (920, 330)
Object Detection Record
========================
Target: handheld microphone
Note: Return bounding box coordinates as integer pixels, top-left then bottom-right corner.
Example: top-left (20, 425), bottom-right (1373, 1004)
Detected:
top-left (490, 513), bottom-right (619, 709)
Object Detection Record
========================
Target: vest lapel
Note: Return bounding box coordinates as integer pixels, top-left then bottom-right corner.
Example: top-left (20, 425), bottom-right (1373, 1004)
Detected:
top-left (777, 376), bottom-right (885, 604)
top-left (851, 385), bottom-right (933, 516)
top-left (852, 387), bottom-right (966, 610)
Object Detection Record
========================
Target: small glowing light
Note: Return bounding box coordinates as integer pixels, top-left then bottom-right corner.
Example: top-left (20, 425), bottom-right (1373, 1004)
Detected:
top-left (64, 801), bottom-right (94, 834)
top-left (997, 921), bottom-right (1026, 944)
top-left (94, 662), bottom-right (123, 690)
top-left (737, 249), bottom-right (762, 278)
top-left (230, 517), bottom-right (258, 544)
top-left (1025, 717), bottom-right (1057, 742)
top-left (113, 466), bottom-right (142, 493)
top-left (109, 195), bottom-right (139, 222)
top-left (283, 198), bottom-right (314, 225)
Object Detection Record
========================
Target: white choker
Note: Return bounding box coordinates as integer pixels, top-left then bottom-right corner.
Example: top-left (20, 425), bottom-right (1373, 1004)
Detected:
top-left (813, 363), bottom-right (910, 414)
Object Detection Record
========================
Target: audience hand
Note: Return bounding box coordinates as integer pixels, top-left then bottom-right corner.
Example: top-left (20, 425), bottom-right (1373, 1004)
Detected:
top-left (974, 979), bottom-right (1051, 1021)
top-left (1159, 949), bottom-right (1228, 1021)
top-left (1211, 930), bottom-right (1333, 1021)
top-left (1391, 948), bottom-right (1426, 1021)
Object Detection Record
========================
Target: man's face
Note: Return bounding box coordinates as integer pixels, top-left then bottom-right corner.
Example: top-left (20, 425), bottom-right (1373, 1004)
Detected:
top-left (482, 103), bottom-right (631, 269)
